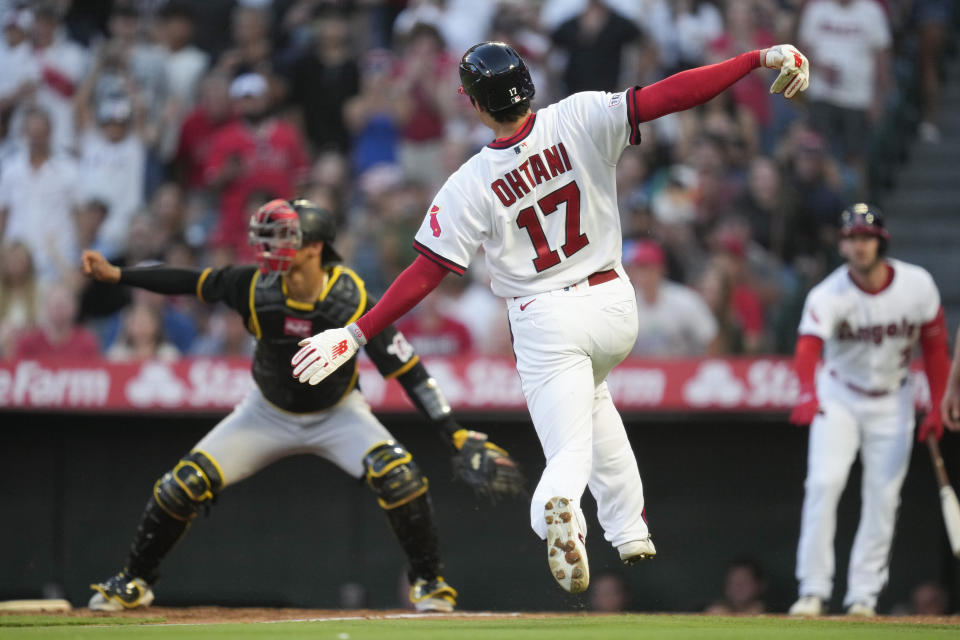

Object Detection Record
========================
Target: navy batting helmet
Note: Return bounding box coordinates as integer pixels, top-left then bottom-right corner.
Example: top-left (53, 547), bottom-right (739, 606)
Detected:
top-left (458, 41), bottom-right (535, 113)
top-left (840, 203), bottom-right (889, 253)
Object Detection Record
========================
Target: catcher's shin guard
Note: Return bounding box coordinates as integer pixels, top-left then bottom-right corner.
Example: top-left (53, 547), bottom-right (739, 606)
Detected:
top-left (125, 450), bottom-right (223, 582)
top-left (363, 441), bottom-right (443, 581)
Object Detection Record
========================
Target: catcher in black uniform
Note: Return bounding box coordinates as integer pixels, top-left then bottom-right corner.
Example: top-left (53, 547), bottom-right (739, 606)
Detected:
top-left (83, 199), bottom-right (525, 612)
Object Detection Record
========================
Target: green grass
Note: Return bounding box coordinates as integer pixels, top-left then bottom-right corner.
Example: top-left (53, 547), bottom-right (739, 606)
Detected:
top-left (0, 615), bottom-right (957, 639)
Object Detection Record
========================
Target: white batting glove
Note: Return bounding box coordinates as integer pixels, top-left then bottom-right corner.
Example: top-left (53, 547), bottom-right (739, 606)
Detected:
top-left (762, 44), bottom-right (809, 99)
top-left (291, 324), bottom-right (367, 386)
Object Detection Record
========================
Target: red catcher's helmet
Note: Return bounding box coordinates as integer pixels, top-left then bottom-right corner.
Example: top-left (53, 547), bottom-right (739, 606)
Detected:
top-left (249, 199), bottom-right (300, 274)
top-left (840, 203), bottom-right (889, 254)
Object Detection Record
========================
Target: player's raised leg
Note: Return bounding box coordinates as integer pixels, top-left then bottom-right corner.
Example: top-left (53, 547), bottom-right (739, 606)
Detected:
top-left (791, 395), bottom-right (860, 616)
top-left (844, 388), bottom-right (914, 614)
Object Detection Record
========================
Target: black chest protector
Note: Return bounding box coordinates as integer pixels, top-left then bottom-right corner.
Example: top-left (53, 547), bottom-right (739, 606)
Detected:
top-left (251, 268), bottom-right (366, 413)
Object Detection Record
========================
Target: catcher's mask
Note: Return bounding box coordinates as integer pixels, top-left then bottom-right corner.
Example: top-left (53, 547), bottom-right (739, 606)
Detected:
top-left (249, 199), bottom-right (301, 274)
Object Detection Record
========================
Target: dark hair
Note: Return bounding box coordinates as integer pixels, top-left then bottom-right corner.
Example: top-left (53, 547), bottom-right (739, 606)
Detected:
top-left (159, 2), bottom-right (196, 21)
top-left (488, 98), bottom-right (531, 124)
top-left (728, 557), bottom-right (764, 581)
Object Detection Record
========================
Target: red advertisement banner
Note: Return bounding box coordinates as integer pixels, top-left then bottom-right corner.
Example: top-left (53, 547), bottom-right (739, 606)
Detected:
top-left (0, 357), bottom-right (932, 414)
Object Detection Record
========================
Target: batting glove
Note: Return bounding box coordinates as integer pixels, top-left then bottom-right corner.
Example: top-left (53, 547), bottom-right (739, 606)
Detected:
top-left (918, 411), bottom-right (944, 442)
top-left (763, 44), bottom-right (809, 99)
top-left (291, 323), bottom-right (367, 386)
top-left (789, 390), bottom-right (820, 426)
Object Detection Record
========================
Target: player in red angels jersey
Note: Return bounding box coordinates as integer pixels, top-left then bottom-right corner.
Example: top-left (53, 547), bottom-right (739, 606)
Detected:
top-left (81, 199), bottom-right (524, 612)
top-left (291, 41), bottom-right (810, 593)
top-left (787, 204), bottom-right (952, 617)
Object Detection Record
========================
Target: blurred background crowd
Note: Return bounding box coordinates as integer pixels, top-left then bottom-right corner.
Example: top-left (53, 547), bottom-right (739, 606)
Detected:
top-left (0, 0), bottom-right (954, 362)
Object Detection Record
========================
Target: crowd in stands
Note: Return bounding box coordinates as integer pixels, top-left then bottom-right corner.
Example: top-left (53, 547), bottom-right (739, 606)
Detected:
top-left (0, 0), bottom-right (952, 361)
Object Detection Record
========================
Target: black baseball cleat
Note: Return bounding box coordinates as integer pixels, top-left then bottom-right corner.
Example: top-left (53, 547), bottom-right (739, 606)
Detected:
top-left (410, 576), bottom-right (457, 612)
top-left (89, 569), bottom-right (155, 611)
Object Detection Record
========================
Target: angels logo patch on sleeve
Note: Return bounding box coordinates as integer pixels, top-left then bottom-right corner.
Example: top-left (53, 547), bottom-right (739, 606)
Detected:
top-left (428, 205), bottom-right (442, 238)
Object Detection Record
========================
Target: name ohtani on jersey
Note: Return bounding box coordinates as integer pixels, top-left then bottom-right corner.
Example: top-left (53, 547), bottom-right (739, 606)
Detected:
top-left (412, 86), bottom-right (645, 298)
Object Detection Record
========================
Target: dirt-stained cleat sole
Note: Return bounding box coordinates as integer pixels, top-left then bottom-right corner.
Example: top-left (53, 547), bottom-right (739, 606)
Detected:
top-left (545, 496), bottom-right (589, 593)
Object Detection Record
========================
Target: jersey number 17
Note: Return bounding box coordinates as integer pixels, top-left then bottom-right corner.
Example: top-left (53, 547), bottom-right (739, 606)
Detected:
top-left (516, 181), bottom-right (588, 272)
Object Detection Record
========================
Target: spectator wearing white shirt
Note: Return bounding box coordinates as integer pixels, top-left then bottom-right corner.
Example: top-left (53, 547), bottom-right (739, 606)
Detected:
top-left (0, 7), bottom-right (38, 137)
top-left (0, 106), bottom-right (79, 284)
top-left (16, 2), bottom-right (89, 153)
top-left (75, 97), bottom-right (146, 259)
top-left (798, 0), bottom-right (891, 186)
top-left (156, 2), bottom-right (208, 160)
top-left (625, 239), bottom-right (718, 357)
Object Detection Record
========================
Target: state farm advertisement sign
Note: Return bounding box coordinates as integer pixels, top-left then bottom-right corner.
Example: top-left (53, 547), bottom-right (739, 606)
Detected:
top-left (0, 357), bottom-right (932, 414)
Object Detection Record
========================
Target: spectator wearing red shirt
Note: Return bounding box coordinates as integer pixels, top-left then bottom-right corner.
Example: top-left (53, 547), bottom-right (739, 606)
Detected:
top-left (698, 232), bottom-right (767, 354)
top-left (396, 285), bottom-right (472, 357)
top-left (394, 24), bottom-right (456, 189)
top-left (707, 0), bottom-right (776, 131)
top-left (13, 283), bottom-right (99, 360)
top-left (203, 73), bottom-right (309, 258)
top-left (175, 74), bottom-right (235, 190)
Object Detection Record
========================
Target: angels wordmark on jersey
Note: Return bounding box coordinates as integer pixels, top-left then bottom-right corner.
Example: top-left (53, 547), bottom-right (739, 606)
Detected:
top-left (799, 258), bottom-right (940, 393)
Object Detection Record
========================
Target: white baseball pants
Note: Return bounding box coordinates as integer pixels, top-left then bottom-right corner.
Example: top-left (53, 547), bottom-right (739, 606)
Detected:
top-left (194, 388), bottom-right (393, 488)
top-left (507, 268), bottom-right (650, 547)
top-left (795, 372), bottom-right (915, 609)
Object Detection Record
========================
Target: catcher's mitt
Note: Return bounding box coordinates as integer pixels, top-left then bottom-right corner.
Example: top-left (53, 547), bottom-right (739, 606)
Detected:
top-left (451, 428), bottom-right (527, 503)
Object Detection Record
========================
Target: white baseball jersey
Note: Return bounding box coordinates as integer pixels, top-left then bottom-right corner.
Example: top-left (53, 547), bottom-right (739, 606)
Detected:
top-left (413, 88), bottom-right (643, 297)
top-left (798, 258), bottom-right (940, 392)
top-left (798, 0), bottom-right (891, 109)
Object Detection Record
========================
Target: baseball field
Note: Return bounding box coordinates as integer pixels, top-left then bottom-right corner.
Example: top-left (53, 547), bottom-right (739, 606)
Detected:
top-left (2, 609), bottom-right (960, 639)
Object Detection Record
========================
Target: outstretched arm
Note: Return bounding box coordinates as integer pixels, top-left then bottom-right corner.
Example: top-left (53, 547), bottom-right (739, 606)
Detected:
top-left (635, 45), bottom-right (809, 122)
top-left (82, 250), bottom-right (202, 295)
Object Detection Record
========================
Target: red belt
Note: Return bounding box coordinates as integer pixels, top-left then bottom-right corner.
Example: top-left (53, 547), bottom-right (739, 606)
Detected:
top-left (587, 269), bottom-right (619, 286)
top-left (829, 370), bottom-right (904, 397)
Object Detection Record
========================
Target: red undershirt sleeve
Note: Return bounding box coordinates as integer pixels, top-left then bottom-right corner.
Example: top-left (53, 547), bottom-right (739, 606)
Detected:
top-left (794, 334), bottom-right (824, 393)
top-left (354, 255), bottom-right (448, 340)
top-left (634, 51), bottom-right (762, 123)
top-left (920, 306), bottom-right (950, 414)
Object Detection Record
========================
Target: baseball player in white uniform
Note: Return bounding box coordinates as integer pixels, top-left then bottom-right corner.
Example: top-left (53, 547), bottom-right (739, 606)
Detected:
top-left (291, 41), bottom-right (810, 593)
top-left (788, 204), bottom-right (951, 616)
